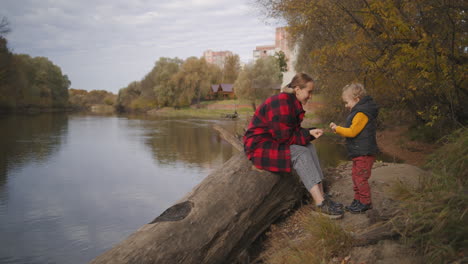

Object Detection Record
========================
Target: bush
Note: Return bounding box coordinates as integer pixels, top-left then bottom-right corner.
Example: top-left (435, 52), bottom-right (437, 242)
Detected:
top-left (392, 128), bottom-right (468, 263)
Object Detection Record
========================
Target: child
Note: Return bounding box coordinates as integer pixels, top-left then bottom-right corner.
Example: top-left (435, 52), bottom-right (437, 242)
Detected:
top-left (329, 83), bottom-right (379, 213)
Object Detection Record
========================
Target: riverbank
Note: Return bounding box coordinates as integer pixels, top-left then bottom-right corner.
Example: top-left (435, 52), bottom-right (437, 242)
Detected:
top-left (257, 162), bottom-right (426, 264)
top-left (253, 128), bottom-right (467, 264)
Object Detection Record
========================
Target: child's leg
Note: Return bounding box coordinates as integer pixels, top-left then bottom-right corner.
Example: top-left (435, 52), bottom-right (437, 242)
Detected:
top-left (351, 156), bottom-right (376, 204)
top-left (351, 164), bottom-right (360, 201)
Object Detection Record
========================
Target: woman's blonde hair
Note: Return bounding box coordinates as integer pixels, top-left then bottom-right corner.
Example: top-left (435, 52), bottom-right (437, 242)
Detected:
top-left (342, 83), bottom-right (367, 99)
top-left (282, 73), bottom-right (314, 94)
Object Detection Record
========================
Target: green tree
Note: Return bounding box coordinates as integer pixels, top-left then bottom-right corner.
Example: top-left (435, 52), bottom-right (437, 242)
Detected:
top-left (274, 50), bottom-right (288, 80)
top-left (234, 56), bottom-right (281, 110)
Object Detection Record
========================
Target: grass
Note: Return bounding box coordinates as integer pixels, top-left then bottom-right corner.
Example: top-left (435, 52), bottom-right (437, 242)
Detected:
top-left (150, 101), bottom-right (254, 119)
top-left (149, 99), bottom-right (324, 126)
top-left (391, 128), bottom-right (468, 263)
top-left (199, 99), bottom-right (252, 106)
top-left (261, 212), bottom-right (353, 264)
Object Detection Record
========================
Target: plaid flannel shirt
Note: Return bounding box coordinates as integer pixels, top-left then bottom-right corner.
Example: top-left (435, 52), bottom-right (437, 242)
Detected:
top-left (243, 92), bottom-right (313, 172)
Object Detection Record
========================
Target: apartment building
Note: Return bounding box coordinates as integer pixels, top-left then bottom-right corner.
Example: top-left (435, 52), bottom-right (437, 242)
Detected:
top-left (202, 50), bottom-right (234, 69)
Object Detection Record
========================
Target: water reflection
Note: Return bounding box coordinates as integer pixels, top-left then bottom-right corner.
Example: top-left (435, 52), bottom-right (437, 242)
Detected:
top-left (132, 117), bottom-right (241, 169)
top-left (0, 114), bottom-right (242, 264)
top-left (0, 113), bottom-right (68, 188)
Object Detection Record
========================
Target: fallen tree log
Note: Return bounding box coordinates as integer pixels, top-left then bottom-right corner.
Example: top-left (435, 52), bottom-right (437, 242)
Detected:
top-left (90, 125), bottom-right (307, 264)
top-left (352, 221), bottom-right (399, 246)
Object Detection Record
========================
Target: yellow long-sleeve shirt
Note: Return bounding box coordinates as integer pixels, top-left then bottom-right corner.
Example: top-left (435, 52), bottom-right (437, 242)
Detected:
top-left (335, 112), bottom-right (369, 138)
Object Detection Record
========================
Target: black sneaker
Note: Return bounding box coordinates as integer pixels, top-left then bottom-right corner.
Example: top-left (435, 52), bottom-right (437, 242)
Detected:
top-left (314, 199), bottom-right (344, 219)
top-left (325, 194), bottom-right (343, 209)
top-left (344, 199), bottom-right (359, 211)
top-left (348, 201), bottom-right (372, 214)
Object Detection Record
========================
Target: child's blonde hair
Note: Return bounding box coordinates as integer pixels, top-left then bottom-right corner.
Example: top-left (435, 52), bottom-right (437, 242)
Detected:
top-left (282, 73), bottom-right (314, 94)
top-left (342, 83), bottom-right (367, 99)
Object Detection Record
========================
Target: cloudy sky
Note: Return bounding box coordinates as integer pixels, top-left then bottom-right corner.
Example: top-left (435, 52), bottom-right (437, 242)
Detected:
top-left (1, 0), bottom-right (282, 93)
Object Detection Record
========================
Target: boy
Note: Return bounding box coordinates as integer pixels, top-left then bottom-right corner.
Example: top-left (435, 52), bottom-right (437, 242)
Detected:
top-left (330, 83), bottom-right (379, 213)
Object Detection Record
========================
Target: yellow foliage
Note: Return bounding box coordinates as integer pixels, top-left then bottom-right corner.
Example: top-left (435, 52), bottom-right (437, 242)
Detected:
top-left (257, 0), bottom-right (467, 129)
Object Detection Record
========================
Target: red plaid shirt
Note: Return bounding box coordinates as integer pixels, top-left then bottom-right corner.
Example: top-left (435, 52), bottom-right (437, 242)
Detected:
top-left (243, 93), bottom-right (313, 172)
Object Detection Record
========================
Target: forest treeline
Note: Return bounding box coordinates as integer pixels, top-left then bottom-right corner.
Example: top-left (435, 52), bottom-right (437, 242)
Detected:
top-left (0, 18), bottom-right (116, 112)
top-left (257, 0), bottom-right (467, 136)
top-left (0, 36), bottom-right (70, 111)
top-left (69, 89), bottom-right (116, 111)
top-left (116, 53), bottom-right (287, 112)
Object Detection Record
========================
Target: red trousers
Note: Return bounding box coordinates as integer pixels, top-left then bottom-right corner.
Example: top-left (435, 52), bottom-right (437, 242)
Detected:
top-left (352, 155), bottom-right (376, 205)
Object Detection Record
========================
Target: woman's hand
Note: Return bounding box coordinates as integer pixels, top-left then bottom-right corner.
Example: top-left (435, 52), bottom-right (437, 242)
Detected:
top-left (329, 122), bottom-right (337, 132)
top-left (309, 128), bottom-right (324, 139)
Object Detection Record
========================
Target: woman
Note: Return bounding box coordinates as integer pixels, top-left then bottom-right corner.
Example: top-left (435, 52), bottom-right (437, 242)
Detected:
top-left (243, 73), bottom-right (344, 218)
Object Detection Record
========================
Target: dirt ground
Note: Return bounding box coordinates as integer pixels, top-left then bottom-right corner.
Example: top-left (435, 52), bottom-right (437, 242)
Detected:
top-left (327, 162), bottom-right (425, 264)
top-left (255, 127), bottom-right (437, 264)
top-left (376, 126), bottom-right (436, 167)
top-left (256, 162), bottom-right (427, 264)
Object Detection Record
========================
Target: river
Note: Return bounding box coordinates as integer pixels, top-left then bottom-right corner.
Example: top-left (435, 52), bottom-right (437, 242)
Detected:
top-left (0, 113), bottom-right (349, 264)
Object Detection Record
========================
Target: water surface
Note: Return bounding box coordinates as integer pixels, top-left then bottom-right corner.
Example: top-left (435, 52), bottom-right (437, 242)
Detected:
top-left (0, 114), bottom-right (237, 264)
top-left (0, 113), bottom-right (378, 263)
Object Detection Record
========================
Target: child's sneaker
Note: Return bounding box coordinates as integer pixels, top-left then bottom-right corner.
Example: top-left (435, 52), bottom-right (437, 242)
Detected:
top-left (348, 201), bottom-right (372, 214)
top-left (344, 199), bottom-right (359, 211)
top-left (313, 199), bottom-right (344, 220)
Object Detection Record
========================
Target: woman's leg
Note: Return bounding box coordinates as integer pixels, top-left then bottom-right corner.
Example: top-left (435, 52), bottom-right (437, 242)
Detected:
top-left (305, 143), bottom-right (324, 180)
top-left (305, 144), bottom-right (327, 197)
top-left (290, 145), bottom-right (324, 205)
top-left (309, 184), bottom-right (324, 205)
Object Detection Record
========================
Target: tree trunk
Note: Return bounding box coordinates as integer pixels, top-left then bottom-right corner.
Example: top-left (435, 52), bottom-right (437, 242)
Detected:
top-left (90, 127), bottom-right (306, 264)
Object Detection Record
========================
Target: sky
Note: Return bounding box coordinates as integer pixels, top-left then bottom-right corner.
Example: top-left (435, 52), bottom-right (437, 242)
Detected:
top-left (1, 0), bottom-right (282, 93)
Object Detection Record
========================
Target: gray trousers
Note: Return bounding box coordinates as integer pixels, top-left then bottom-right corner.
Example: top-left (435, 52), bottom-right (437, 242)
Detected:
top-left (290, 144), bottom-right (324, 191)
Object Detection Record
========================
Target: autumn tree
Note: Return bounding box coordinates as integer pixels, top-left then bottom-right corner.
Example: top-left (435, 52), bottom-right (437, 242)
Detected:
top-left (151, 57), bottom-right (183, 107)
top-left (171, 57), bottom-right (222, 108)
top-left (234, 56), bottom-right (281, 110)
top-left (0, 18), bottom-right (71, 111)
top-left (222, 54), bottom-right (241, 83)
top-left (116, 81), bottom-right (142, 112)
top-left (69, 89), bottom-right (116, 110)
top-left (257, 0), bottom-right (467, 132)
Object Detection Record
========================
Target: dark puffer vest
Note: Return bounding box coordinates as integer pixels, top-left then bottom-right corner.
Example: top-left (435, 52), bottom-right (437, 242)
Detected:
top-left (345, 95), bottom-right (379, 158)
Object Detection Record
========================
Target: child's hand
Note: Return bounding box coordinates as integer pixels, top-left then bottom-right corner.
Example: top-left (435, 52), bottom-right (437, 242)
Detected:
top-left (309, 128), bottom-right (324, 139)
top-left (329, 122), bottom-right (337, 132)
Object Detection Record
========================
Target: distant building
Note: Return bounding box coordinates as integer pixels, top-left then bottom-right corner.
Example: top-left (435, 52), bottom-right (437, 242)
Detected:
top-left (203, 50), bottom-right (234, 69)
top-left (252, 27), bottom-right (299, 88)
top-left (207, 83), bottom-right (235, 99)
top-left (276, 27), bottom-right (299, 88)
top-left (275, 27), bottom-right (294, 71)
top-left (253, 45), bottom-right (277, 60)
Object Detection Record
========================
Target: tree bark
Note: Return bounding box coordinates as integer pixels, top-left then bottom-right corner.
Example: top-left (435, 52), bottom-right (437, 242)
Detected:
top-left (90, 127), bottom-right (306, 264)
